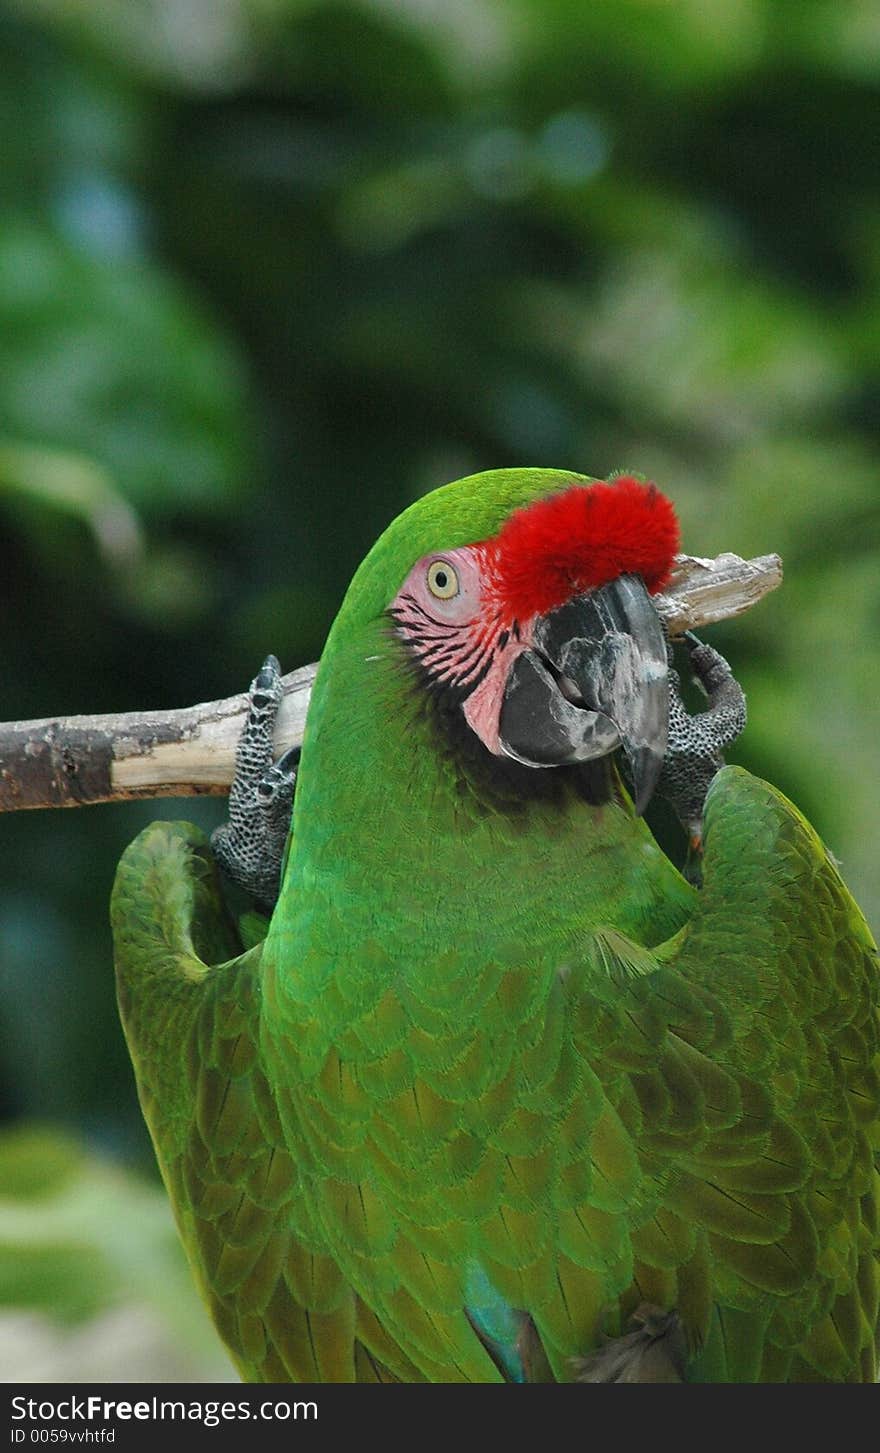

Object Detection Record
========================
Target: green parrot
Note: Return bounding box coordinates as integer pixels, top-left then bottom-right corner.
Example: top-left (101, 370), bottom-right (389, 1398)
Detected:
top-left (111, 468), bottom-right (879, 1383)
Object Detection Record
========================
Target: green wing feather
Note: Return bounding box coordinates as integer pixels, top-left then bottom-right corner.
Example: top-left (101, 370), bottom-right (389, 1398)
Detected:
top-left (111, 821), bottom-right (423, 1382)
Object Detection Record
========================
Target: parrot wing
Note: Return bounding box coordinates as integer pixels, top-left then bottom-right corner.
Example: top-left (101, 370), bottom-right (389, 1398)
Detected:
top-left (495, 763), bottom-right (879, 1382)
top-left (631, 764), bottom-right (880, 1382)
top-left (111, 819), bottom-right (423, 1382)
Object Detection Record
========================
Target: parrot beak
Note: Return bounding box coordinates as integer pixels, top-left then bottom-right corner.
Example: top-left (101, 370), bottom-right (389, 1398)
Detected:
top-left (498, 574), bottom-right (669, 814)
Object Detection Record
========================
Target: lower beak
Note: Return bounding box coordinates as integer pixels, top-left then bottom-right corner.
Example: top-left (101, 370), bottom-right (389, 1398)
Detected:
top-left (498, 574), bottom-right (669, 814)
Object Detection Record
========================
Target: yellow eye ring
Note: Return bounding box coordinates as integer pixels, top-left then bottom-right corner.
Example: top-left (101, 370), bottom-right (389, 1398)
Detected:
top-left (427, 560), bottom-right (459, 600)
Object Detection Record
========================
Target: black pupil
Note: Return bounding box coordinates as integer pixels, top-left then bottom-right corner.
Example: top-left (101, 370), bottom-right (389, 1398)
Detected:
top-left (435, 570), bottom-right (448, 588)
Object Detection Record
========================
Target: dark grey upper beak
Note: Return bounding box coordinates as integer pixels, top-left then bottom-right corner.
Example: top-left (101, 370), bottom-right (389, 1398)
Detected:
top-left (498, 574), bottom-right (669, 814)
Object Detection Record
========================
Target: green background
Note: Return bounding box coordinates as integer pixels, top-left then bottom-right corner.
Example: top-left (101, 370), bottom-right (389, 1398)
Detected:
top-left (1, 0), bottom-right (878, 1379)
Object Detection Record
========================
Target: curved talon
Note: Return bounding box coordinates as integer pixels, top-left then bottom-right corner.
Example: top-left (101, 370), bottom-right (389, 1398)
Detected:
top-left (251, 654), bottom-right (282, 708)
top-left (258, 652), bottom-right (281, 678)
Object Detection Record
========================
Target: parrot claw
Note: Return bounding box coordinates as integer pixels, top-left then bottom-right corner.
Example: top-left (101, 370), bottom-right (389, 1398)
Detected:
top-left (211, 655), bottom-right (298, 910)
top-left (573, 1304), bottom-right (687, 1383)
top-left (656, 633), bottom-right (746, 856)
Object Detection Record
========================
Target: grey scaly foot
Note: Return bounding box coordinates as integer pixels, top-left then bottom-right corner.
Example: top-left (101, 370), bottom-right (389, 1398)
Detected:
top-left (574, 1304), bottom-right (687, 1383)
top-left (658, 631), bottom-right (747, 853)
top-left (211, 655), bottom-right (299, 910)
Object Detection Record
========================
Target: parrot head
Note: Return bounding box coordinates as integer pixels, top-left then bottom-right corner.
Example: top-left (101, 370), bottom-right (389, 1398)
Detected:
top-left (377, 472), bottom-right (679, 814)
top-left (287, 467), bottom-right (688, 941)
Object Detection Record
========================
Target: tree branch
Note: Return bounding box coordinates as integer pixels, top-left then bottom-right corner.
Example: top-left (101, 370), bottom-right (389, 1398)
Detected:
top-left (0, 551), bottom-right (781, 812)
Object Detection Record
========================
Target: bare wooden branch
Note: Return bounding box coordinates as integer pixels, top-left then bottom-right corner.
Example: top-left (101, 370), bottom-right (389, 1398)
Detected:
top-left (654, 550), bottom-right (783, 636)
top-left (0, 550), bottom-right (781, 812)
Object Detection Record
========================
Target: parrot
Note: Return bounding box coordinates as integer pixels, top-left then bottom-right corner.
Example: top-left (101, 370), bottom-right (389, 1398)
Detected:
top-left (110, 468), bottom-right (879, 1383)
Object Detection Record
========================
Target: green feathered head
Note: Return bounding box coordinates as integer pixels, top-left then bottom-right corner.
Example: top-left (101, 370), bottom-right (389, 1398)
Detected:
top-left (315, 467), bottom-right (679, 810)
top-left (337, 469), bottom-right (599, 626)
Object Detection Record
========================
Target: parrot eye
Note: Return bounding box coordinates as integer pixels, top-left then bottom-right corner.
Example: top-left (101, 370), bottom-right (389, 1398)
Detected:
top-left (426, 560), bottom-right (459, 600)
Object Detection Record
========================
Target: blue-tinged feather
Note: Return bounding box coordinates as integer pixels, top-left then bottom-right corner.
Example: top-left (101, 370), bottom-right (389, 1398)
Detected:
top-left (465, 1262), bottom-right (525, 1383)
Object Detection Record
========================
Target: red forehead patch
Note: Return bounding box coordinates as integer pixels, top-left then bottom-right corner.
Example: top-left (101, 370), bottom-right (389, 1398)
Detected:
top-left (486, 476), bottom-right (679, 622)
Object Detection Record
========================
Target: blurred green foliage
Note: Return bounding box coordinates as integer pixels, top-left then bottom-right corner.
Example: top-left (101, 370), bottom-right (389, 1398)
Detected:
top-left (0, 0), bottom-right (878, 1376)
top-left (0, 1124), bottom-right (232, 1378)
